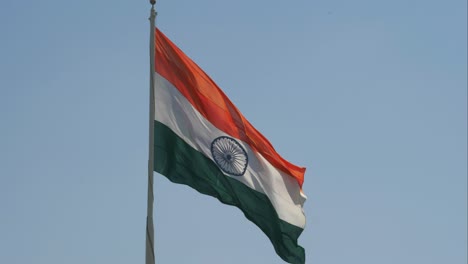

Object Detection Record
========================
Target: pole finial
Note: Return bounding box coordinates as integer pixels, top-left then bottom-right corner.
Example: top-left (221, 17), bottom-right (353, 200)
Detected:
top-left (150, 0), bottom-right (156, 5)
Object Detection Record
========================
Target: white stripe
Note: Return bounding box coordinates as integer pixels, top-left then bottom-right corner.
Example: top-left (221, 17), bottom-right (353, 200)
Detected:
top-left (154, 73), bottom-right (306, 228)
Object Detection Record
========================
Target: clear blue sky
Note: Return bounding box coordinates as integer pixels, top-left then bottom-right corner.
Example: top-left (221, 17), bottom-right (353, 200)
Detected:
top-left (1, 1), bottom-right (466, 263)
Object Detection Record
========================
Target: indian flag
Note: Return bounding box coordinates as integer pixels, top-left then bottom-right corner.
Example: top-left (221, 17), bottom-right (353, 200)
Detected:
top-left (153, 28), bottom-right (307, 264)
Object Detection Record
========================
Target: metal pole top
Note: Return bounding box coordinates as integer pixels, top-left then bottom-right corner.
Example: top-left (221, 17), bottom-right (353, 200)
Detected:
top-left (150, 0), bottom-right (156, 6)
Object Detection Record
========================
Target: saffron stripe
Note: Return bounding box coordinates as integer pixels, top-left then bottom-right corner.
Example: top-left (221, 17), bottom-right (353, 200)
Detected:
top-left (155, 28), bottom-right (306, 187)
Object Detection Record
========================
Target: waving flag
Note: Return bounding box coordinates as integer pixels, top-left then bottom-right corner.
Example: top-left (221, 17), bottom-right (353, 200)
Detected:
top-left (153, 28), bottom-right (307, 263)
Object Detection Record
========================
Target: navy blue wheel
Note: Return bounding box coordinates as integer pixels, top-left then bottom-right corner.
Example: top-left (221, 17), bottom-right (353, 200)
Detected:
top-left (211, 136), bottom-right (248, 176)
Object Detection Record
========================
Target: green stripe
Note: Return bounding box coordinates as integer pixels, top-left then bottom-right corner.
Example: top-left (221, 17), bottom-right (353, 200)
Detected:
top-left (154, 121), bottom-right (305, 264)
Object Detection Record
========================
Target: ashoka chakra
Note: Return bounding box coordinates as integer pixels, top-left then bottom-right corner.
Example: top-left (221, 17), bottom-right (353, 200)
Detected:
top-left (210, 136), bottom-right (248, 176)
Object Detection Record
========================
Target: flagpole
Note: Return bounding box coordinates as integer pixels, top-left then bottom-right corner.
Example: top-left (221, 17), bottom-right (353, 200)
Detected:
top-left (146, 1), bottom-right (157, 264)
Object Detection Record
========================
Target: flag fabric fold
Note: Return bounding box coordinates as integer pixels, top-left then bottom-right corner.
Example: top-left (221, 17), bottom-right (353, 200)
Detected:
top-left (153, 28), bottom-right (307, 264)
